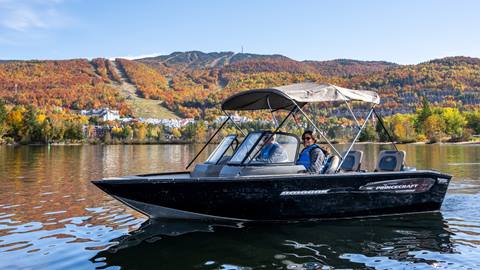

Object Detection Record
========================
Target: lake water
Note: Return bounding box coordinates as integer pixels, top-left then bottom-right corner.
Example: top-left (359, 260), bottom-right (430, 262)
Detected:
top-left (0, 144), bottom-right (479, 270)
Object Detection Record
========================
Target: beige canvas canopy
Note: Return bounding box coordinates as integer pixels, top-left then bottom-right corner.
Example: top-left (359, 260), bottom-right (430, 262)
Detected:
top-left (221, 82), bottom-right (380, 111)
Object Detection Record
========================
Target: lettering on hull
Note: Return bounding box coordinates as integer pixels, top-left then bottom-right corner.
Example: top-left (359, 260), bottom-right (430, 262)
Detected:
top-left (280, 190), bottom-right (330, 196)
top-left (359, 178), bottom-right (435, 193)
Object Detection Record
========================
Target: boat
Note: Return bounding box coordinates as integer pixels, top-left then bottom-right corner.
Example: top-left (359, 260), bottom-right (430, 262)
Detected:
top-left (92, 82), bottom-right (452, 221)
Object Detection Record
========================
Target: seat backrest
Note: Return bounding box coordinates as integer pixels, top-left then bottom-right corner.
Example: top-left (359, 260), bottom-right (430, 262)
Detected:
top-left (340, 150), bottom-right (364, 172)
top-left (217, 155), bottom-right (232, 165)
top-left (322, 155), bottom-right (340, 174)
top-left (375, 150), bottom-right (406, 172)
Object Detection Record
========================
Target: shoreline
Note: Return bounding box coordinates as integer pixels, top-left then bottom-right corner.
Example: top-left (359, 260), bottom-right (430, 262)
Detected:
top-left (2, 140), bottom-right (479, 146)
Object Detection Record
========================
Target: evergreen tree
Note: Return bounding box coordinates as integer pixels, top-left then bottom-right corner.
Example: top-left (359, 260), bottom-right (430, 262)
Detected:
top-left (358, 123), bottom-right (377, 142)
top-left (415, 96), bottom-right (432, 133)
top-left (465, 110), bottom-right (480, 134)
top-left (375, 117), bottom-right (390, 142)
top-left (0, 100), bottom-right (7, 139)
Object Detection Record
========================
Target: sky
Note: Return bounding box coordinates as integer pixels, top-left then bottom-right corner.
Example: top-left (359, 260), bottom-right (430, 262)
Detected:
top-left (0, 0), bottom-right (479, 64)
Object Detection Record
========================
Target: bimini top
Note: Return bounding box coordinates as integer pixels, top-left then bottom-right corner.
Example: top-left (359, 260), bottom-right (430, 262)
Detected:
top-left (221, 82), bottom-right (380, 111)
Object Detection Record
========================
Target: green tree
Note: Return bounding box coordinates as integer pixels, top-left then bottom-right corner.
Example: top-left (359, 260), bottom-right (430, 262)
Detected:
top-left (181, 121), bottom-right (213, 143)
top-left (0, 100), bottom-right (8, 140)
top-left (146, 125), bottom-right (163, 142)
top-left (6, 106), bottom-right (26, 142)
top-left (390, 114), bottom-right (416, 143)
top-left (441, 108), bottom-right (466, 140)
top-left (50, 117), bottom-right (66, 141)
top-left (171, 128), bottom-right (182, 140)
top-left (358, 123), bottom-right (377, 142)
top-left (134, 124), bottom-right (147, 142)
top-left (103, 131), bottom-right (112, 144)
top-left (39, 119), bottom-right (53, 143)
top-left (122, 125), bottom-right (133, 141)
top-left (181, 123), bottom-right (196, 142)
top-left (195, 121), bottom-right (207, 143)
top-left (465, 110), bottom-right (480, 134)
top-left (65, 120), bottom-right (84, 140)
top-left (22, 105), bottom-right (44, 143)
top-left (424, 114), bottom-right (446, 143)
top-left (375, 117), bottom-right (391, 142)
top-left (415, 96), bottom-right (432, 133)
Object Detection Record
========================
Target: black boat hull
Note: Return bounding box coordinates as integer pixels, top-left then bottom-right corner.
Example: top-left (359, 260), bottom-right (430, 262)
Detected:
top-left (92, 170), bottom-right (451, 221)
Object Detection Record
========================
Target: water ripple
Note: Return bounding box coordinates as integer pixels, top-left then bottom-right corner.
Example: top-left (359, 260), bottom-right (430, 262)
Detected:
top-left (0, 144), bottom-right (479, 269)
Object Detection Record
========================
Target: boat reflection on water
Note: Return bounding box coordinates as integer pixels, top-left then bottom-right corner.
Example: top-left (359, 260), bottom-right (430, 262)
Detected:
top-left (102, 219), bottom-right (242, 253)
top-left (92, 213), bottom-right (454, 269)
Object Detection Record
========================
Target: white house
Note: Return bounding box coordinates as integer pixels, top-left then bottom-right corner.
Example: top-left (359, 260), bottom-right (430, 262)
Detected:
top-left (80, 108), bottom-right (120, 121)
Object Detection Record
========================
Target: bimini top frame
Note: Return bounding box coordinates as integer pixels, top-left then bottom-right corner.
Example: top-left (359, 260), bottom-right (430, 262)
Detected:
top-left (187, 82), bottom-right (382, 171)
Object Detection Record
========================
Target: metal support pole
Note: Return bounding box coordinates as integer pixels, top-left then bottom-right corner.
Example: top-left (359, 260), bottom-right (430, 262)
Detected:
top-left (291, 100), bottom-right (342, 157)
top-left (266, 95), bottom-right (278, 128)
top-left (292, 113), bottom-right (303, 129)
top-left (185, 116), bottom-right (230, 170)
top-left (246, 107), bottom-right (297, 164)
top-left (373, 109), bottom-right (399, 152)
top-left (344, 100), bottom-right (361, 130)
top-left (273, 107), bottom-right (296, 132)
top-left (223, 110), bottom-right (246, 136)
top-left (373, 109), bottom-right (408, 167)
top-left (336, 90), bottom-right (361, 130)
top-left (336, 106), bottom-right (375, 172)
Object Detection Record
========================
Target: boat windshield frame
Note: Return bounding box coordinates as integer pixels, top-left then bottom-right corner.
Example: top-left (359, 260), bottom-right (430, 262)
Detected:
top-left (204, 134), bottom-right (238, 164)
top-left (227, 131), bottom-right (300, 166)
top-left (227, 132), bottom-right (263, 165)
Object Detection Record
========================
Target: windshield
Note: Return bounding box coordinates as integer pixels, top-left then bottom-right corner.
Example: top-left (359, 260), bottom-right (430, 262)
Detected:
top-left (228, 132), bottom-right (299, 165)
top-left (249, 133), bottom-right (299, 164)
top-left (205, 135), bottom-right (237, 164)
top-left (228, 133), bottom-right (262, 164)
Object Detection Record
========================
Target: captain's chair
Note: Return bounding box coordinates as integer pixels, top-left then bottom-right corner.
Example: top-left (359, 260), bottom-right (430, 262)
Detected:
top-left (321, 155), bottom-right (340, 174)
top-left (340, 150), bottom-right (364, 172)
top-left (375, 150), bottom-right (406, 172)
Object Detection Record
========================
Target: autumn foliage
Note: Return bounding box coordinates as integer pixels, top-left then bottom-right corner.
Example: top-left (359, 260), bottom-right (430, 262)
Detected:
top-left (116, 58), bottom-right (169, 100)
top-left (0, 53), bottom-right (479, 123)
top-left (0, 59), bottom-right (130, 114)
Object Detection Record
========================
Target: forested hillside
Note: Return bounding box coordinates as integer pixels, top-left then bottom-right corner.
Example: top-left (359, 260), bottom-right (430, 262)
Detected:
top-left (136, 52), bottom-right (480, 119)
top-left (0, 59), bottom-right (131, 115)
top-left (1, 52), bottom-right (479, 120)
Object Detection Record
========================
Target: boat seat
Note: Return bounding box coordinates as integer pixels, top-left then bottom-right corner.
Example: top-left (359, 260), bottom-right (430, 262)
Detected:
top-left (321, 155), bottom-right (340, 174)
top-left (375, 150), bottom-right (406, 172)
top-left (217, 155), bottom-right (232, 165)
top-left (340, 150), bottom-right (363, 172)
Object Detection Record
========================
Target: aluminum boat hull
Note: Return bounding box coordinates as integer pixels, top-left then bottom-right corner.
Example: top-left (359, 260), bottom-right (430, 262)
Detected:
top-left (92, 170), bottom-right (451, 221)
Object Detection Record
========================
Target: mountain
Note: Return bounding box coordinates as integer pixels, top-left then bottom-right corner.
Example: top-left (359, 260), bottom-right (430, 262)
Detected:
top-left (137, 51), bottom-right (396, 77)
top-left (303, 59), bottom-right (397, 76)
top-left (0, 52), bottom-right (479, 120)
top-left (138, 51), bottom-right (291, 70)
top-left (425, 56), bottom-right (480, 66)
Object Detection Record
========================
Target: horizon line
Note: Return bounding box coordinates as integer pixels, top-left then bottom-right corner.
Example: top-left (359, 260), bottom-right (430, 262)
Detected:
top-left (1, 50), bottom-right (478, 66)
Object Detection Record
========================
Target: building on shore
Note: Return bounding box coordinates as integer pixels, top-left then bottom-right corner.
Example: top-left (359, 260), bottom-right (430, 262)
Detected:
top-left (80, 108), bottom-right (121, 121)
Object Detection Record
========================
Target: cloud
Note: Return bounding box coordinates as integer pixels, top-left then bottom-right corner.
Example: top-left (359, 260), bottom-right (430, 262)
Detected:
top-left (0, 0), bottom-right (69, 32)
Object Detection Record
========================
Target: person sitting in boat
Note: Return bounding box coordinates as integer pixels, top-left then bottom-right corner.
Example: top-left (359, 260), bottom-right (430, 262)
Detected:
top-left (256, 134), bottom-right (288, 163)
top-left (296, 130), bottom-right (328, 173)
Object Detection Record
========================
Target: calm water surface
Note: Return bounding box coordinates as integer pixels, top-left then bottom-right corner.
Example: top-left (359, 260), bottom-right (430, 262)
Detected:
top-left (0, 144), bottom-right (479, 269)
